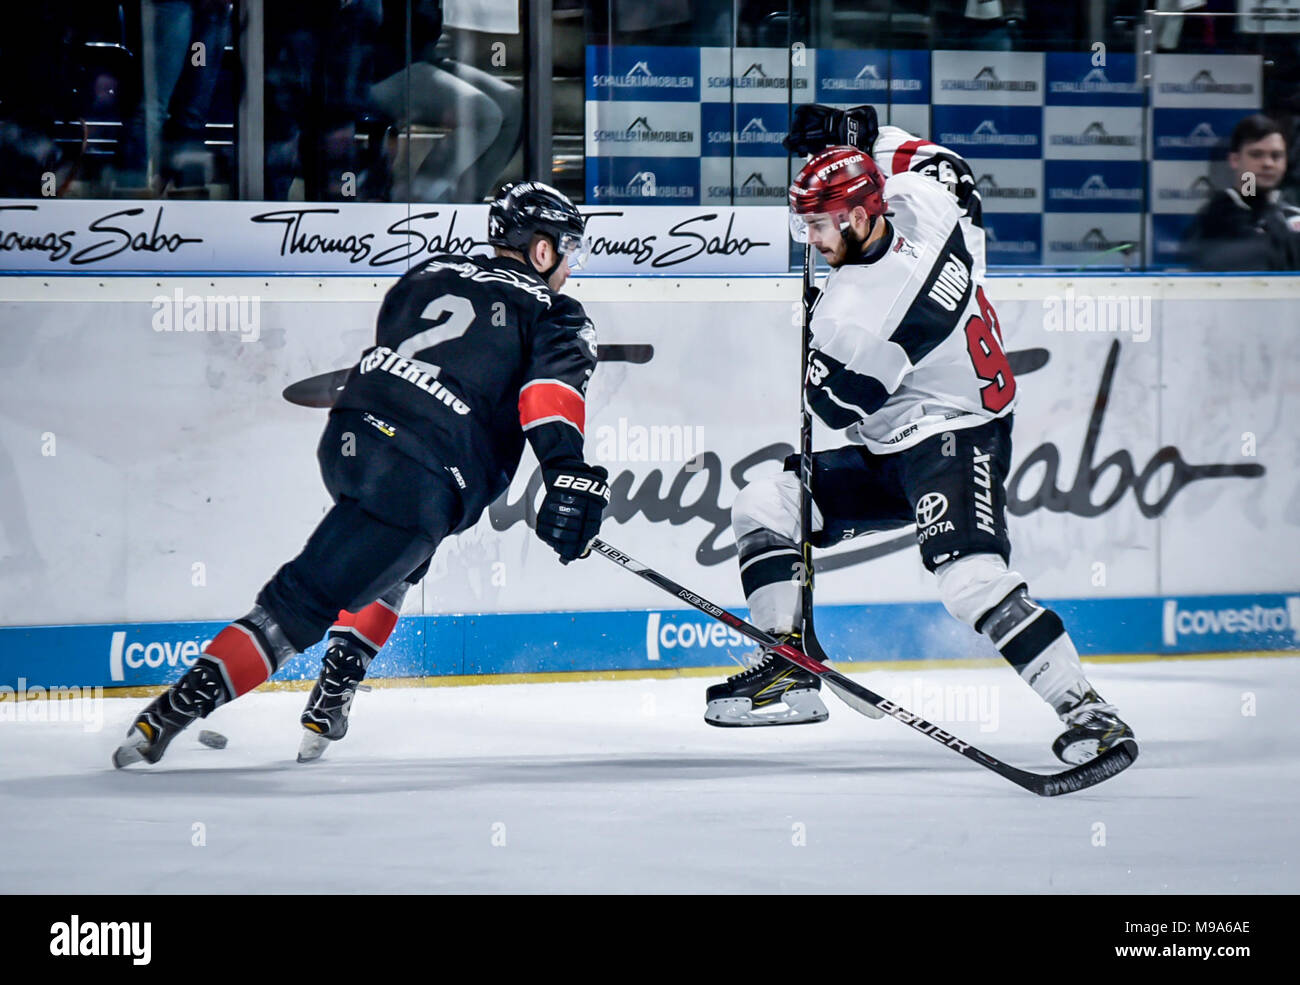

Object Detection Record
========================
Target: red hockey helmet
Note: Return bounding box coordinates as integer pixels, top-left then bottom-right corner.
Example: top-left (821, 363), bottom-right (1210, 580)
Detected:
top-left (788, 146), bottom-right (887, 243)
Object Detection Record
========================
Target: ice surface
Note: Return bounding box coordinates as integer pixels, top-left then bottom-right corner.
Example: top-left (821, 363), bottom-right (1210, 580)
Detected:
top-left (1, 657), bottom-right (1296, 893)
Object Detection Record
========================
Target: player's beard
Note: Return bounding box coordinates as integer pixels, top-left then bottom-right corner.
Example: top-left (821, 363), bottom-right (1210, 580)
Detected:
top-left (839, 222), bottom-right (869, 266)
top-left (824, 222), bottom-right (868, 268)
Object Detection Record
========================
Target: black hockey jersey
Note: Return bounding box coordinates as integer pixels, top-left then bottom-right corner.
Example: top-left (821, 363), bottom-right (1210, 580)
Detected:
top-left (333, 254), bottom-right (597, 523)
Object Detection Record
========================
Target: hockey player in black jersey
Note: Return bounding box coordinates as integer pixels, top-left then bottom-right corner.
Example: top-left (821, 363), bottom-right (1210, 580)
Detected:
top-left (704, 148), bottom-right (1135, 766)
top-left (114, 182), bottom-right (610, 767)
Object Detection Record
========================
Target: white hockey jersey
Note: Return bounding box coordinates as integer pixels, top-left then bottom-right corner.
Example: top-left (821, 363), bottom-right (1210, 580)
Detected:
top-left (805, 170), bottom-right (1016, 455)
top-left (872, 125), bottom-right (986, 277)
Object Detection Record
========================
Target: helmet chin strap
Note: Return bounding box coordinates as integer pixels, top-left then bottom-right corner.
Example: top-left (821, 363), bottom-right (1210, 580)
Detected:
top-left (528, 236), bottom-right (564, 280)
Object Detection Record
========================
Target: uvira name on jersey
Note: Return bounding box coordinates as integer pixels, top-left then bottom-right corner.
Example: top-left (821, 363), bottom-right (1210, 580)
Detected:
top-left (805, 171), bottom-right (1016, 455)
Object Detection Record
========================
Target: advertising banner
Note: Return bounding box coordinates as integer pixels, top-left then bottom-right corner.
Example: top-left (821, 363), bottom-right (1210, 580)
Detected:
top-left (0, 201), bottom-right (790, 275)
top-left (1, 276), bottom-right (1296, 688)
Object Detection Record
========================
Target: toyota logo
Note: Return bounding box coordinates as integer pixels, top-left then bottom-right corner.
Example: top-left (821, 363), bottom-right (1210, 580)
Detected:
top-left (915, 492), bottom-right (949, 526)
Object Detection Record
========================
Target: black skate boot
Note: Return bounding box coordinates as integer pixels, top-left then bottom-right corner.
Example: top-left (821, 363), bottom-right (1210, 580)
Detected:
top-left (297, 638), bottom-right (371, 763)
top-left (1052, 689), bottom-right (1136, 765)
top-left (112, 660), bottom-right (229, 768)
top-left (704, 633), bottom-right (829, 727)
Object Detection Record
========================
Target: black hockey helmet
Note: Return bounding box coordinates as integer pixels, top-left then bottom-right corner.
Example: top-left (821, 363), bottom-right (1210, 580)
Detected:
top-left (488, 181), bottom-right (591, 276)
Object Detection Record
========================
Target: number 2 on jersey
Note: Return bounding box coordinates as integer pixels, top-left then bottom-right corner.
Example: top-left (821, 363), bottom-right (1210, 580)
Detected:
top-left (396, 294), bottom-right (477, 378)
top-left (964, 286), bottom-right (1015, 413)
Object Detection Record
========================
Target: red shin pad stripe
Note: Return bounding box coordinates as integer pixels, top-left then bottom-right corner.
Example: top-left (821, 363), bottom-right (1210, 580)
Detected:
top-left (204, 624), bottom-right (272, 697)
top-left (332, 600), bottom-right (400, 648)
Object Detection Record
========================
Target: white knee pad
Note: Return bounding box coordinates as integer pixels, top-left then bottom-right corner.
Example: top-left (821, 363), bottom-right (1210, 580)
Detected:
top-left (934, 554), bottom-right (1027, 629)
top-left (731, 471), bottom-right (811, 544)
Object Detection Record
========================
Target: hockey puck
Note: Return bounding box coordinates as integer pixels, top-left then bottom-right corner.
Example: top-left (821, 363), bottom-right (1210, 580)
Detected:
top-left (198, 730), bottom-right (228, 750)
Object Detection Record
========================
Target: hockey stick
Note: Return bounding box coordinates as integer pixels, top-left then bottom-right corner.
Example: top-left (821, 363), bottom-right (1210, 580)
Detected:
top-left (797, 241), bottom-right (819, 643)
top-left (794, 243), bottom-right (878, 704)
top-left (794, 120), bottom-right (883, 718)
top-left (591, 538), bottom-right (1138, 797)
top-left (798, 245), bottom-right (882, 719)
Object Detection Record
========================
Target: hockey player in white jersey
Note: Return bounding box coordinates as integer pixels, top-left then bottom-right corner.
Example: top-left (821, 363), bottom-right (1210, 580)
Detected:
top-left (703, 147), bottom-right (1135, 765)
top-left (783, 103), bottom-right (987, 276)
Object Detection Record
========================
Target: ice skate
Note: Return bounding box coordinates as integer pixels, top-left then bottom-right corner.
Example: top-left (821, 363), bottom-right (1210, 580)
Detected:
top-left (704, 634), bottom-right (829, 727)
top-left (297, 639), bottom-right (370, 762)
top-left (1052, 689), bottom-right (1136, 765)
top-left (112, 662), bottom-right (227, 768)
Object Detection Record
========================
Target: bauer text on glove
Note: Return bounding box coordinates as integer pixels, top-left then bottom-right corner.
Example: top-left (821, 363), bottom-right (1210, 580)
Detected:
top-left (537, 463), bottom-right (610, 563)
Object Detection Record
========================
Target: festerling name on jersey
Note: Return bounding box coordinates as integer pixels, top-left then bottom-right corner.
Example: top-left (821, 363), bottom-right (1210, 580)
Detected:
top-left (358, 346), bottom-right (472, 415)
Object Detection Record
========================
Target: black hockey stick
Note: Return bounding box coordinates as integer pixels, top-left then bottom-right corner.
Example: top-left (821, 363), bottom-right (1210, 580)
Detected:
top-left (591, 538), bottom-right (1138, 797)
top-left (282, 345), bottom-right (655, 408)
top-left (797, 246), bottom-right (881, 719)
top-left (795, 241), bottom-right (860, 697)
top-left (794, 125), bottom-right (883, 718)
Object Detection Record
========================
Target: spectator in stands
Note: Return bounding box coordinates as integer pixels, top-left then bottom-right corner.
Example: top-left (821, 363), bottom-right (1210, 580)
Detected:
top-left (265, 0), bottom-right (384, 200)
top-left (933, 0), bottom-right (1026, 52)
top-left (369, 0), bottom-right (522, 202)
top-left (1184, 114), bottom-right (1300, 271)
top-left (592, 0), bottom-right (726, 46)
top-left (0, 11), bottom-right (85, 196)
top-left (119, 1), bottom-right (233, 193)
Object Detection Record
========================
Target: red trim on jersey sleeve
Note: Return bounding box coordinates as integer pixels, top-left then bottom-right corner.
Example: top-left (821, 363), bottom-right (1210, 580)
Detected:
top-left (892, 139), bottom-right (935, 176)
top-left (519, 380), bottom-right (586, 435)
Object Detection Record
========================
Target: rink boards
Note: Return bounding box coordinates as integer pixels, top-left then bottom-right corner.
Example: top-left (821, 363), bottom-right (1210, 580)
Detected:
top-left (1, 592), bottom-right (1298, 691)
top-left (1, 274), bottom-right (1297, 689)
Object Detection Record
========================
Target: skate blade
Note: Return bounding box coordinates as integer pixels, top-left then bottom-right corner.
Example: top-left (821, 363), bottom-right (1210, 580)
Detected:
top-left (111, 728), bottom-right (150, 769)
top-left (704, 689), bottom-right (830, 728)
top-left (297, 729), bottom-right (334, 763)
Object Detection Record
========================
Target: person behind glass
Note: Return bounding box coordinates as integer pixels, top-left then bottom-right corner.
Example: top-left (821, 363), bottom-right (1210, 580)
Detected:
top-left (0, 11), bottom-right (78, 196)
top-left (264, 0), bottom-right (384, 200)
top-left (932, 0), bottom-right (1025, 52)
top-left (119, 1), bottom-right (233, 192)
top-left (1184, 114), bottom-right (1300, 271)
top-left (369, 0), bottom-right (522, 203)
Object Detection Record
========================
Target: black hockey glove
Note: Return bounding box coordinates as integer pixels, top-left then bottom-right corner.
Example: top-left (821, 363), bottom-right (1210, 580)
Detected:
top-left (538, 463), bottom-right (610, 564)
top-left (784, 104), bottom-right (842, 157)
top-left (783, 104), bottom-right (879, 157)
